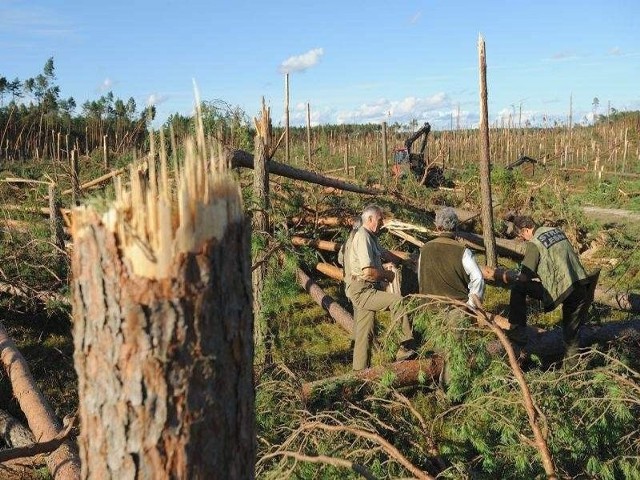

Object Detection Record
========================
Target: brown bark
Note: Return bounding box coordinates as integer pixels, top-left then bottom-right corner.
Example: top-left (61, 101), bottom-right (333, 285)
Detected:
top-left (477, 35), bottom-right (498, 268)
top-left (0, 322), bottom-right (80, 479)
top-left (292, 236), bottom-right (341, 252)
top-left (292, 236), bottom-right (410, 261)
top-left (72, 140), bottom-right (254, 479)
top-left (0, 408), bottom-right (35, 448)
top-left (456, 230), bottom-right (526, 260)
top-left (253, 99), bottom-right (272, 366)
top-left (483, 266), bottom-right (640, 314)
top-left (316, 262), bottom-right (344, 281)
top-left (296, 267), bottom-right (354, 334)
top-left (301, 358), bottom-right (444, 403)
top-left (227, 148), bottom-right (380, 195)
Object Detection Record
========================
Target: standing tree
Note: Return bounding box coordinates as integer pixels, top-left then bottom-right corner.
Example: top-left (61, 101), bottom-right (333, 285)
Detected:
top-left (71, 130), bottom-right (255, 478)
top-left (252, 98), bottom-right (272, 365)
top-left (477, 34), bottom-right (497, 267)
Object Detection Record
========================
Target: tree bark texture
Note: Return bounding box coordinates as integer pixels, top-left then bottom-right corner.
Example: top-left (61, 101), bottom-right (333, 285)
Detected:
top-left (252, 99), bottom-right (272, 366)
top-left (0, 323), bottom-right (80, 479)
top-left (72, 140), bottom-right (254, 479)
top-left (477, 35), bottom-right (498, 267)
top-left (296, 267), bottom-right (354, 334)
top-left (228, 148), bottom-right (380, 195)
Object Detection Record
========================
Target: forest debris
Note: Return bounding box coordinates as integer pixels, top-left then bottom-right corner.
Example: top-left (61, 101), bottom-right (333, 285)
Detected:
top-left (0, 322), bottom-right (80, 479)
top-left (300, 358), bottom-right (444, 404)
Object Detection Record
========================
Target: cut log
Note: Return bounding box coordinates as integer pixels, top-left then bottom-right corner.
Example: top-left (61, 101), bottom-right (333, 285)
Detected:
top-left (483, 266), bottom-right (640, 314)
top-left (455, 231), bottom-right (526, 260)
top-left (72, 139), bottom-right (254, 478)
top-left (316, 262), bottom-right (343, 281)
top-left (291, 215), bottom-right (355, 228)
top-left (292, 235), bottom-right (410, 261)
top-left (0, 323), bottom-right (80, 479)
top-left (301, 319), bottom-right (640, 402)
top-left (292, 236), bottom-right (341, 252)
top-left (593, 287), bottom-right (640, 313)
top-left (228, 148), bottom-right (380, 195)
top-left (301, 358), bottom-right (444, 404)
top-left (296, 267), bottom-right (354, 334)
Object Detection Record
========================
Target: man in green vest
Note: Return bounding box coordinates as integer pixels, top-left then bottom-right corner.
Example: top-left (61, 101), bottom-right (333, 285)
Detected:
top-left (345, 204), bottom-right (416, 370)
top-left (507, 215), bottom-right (591, 360)
top-left (419, 207), bottom-right (485, 309)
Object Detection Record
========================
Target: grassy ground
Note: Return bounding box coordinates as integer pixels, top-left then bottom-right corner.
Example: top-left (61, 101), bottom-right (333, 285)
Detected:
top-left (1, 119), bottom-right (640, 477)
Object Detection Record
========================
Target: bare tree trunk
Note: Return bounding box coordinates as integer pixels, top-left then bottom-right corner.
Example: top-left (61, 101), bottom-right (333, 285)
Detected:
top-left (253, 98), bottom-right (272, 365)
top-left (478, 35), bottom-right (498, 267)
top-left (70, 150), bottom-right (80, 206)
top-left (0, 323), bottom-right (80, 479)
top-left (284, 73), bottom-right (290, 164)
top-left (382, 121), bottom-right (388, 182)
top-left (48, 184), bottom-right (66, 267)
top-left (306, 103), bottom-right (312, 167)
top-left (71, 137), bottom-right (254, 479)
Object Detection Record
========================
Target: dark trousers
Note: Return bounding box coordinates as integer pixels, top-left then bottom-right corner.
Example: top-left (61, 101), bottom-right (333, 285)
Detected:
top-left (508, 281), bottom-right (588, 354)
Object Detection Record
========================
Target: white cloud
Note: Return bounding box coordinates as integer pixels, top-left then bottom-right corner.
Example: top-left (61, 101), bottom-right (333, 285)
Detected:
top-left (334, 93), bottom-right (450, 125)
top-left (99, 78), bottom-right (114, 92)
top-left (147, 93), bottom-right (169, 107)
top-left (279, 48), bottom-right (324, 74)
top-left (608, 47), bottom-right (622, 56)
top-left (410, 11), bottom-right (422, 24)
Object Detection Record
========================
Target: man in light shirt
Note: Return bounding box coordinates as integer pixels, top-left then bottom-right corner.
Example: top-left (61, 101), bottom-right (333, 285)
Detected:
top-left (345, 205), bottom-right (416, 370)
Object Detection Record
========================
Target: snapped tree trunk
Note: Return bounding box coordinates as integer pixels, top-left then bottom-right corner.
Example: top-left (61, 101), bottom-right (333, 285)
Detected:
top-left (253, 98), bottom-right (272, 365)
top-left (477, 35), bottom-right (498, 267)
top-left (71, 136), bottom-right (254, 479)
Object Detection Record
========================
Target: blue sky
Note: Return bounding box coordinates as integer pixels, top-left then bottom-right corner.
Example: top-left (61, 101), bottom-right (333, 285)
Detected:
top-left (1, 0), bottom-right (638, 129)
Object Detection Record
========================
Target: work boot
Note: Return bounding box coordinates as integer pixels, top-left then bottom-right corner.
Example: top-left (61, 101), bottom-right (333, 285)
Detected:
top-left (395, 345), bottom-right (417, 361)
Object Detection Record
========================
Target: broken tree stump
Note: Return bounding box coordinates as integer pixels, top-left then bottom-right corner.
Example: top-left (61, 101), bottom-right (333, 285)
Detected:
top-left (71, 137), bottom-right (254, 479)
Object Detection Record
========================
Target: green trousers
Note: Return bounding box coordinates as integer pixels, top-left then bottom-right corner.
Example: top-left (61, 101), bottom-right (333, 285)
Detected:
top-left (346, 280), bottom-right (413, 370)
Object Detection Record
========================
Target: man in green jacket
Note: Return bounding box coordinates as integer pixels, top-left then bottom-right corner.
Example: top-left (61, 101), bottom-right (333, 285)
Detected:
top-left (508, 215), bottom-right (591, 359)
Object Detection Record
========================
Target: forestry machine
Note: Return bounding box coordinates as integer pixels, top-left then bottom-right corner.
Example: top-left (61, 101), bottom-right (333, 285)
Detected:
top-left (392, 122), bottom-right (445, 187)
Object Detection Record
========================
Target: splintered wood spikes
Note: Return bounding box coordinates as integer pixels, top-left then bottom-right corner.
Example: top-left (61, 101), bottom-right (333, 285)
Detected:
top-left (74, 135), bottom-right (243, 280)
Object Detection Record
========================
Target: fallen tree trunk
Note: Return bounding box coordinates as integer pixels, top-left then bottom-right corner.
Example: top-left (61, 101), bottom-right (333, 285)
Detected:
top-left (291, 215), bottom-right (354, 228)
top-left (455, 231), bottom-right (525, 260)
top-left (301, 357), bottom-right (444, 404)
top-left (228, 148), bottom-right (380, 195)
top-left (483, 266), bottom-right (640, 314)
top-left (0, 323), bottom-right (80, 479)
top-left (293, 236), bottom-right (410, 261)
top-left (522, 318), bottom-right (640, 362)
top-left (302, 319), bottom-right (640, 402)
top-left (61, 166), bottom-right (127, 196)
top-left (593, 286), bottom-right (640, 312)
top-left (316, 262), bottom-right (343, 281)
top-left (296, 267), bottom-right (354, 334)
top-left (292, 236), bottom-right (341, 252)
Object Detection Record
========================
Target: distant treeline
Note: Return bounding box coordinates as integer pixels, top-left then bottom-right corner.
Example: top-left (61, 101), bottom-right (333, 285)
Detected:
top-left (2, 58), bottom-right (639, 163)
